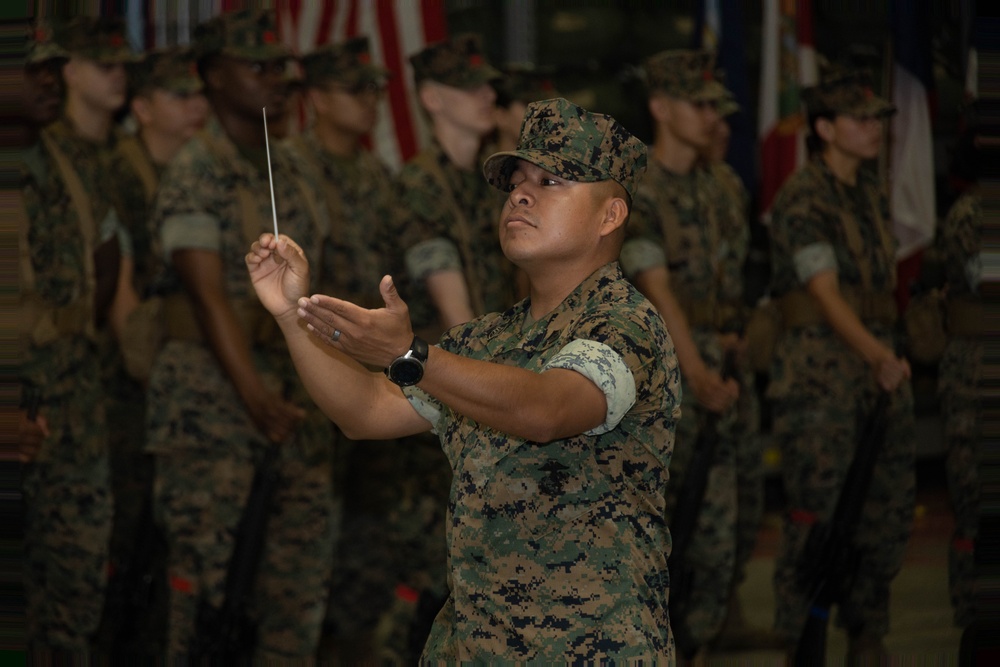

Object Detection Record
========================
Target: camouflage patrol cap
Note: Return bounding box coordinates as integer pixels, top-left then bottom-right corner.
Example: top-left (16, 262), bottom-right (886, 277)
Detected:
top-left (54, 16), bottom-right (135, 64)
top-left (129, 47), bottom-right (203, 96)
top-left (644, 49), bottom-right (730, 102)
top-left (802, 66), bottom-right (896, 118)
top-left (194, 9), bottom-right (290, 62)
top-left (495, 65), bottom-right (557, 107)
top-left (409, 33), bottom-right (502, 88)
top-left (27, 22), bottom-right (68, 65)
top-left (301, 36), bottom-right (390, 89)
top-left (483, 97), bottom-right (647, 199)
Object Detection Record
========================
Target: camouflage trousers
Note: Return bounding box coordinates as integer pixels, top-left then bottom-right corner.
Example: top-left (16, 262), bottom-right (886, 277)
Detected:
top-left (940, 339), bottom-right (982, 627)
top-left (22, 393), bottom-right (112, 651)
top-left (153, 446), bottom-right (335, 661)
top-left (771, 378), bottom-right (915, 641)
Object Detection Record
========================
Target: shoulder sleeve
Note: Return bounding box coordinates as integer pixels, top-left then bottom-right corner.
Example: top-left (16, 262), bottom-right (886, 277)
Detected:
top-left (543, 338), bottom-right (635, 434)
top-left (153, 139), bottom-right (223, 259)
top-left (770, 170), bottom-right (837, 284)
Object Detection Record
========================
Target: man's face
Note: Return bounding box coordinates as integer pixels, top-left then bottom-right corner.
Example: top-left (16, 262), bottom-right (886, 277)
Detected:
top-left (827, 114), bottom-right (884, 161)
top-left (498, 159), bottom-right (610, 268)
top-left (663, 96), bottom-right (721, 152)
top-left (309, 80), bottom-right (383, 137)
top-left (23, 59), bottom-right (63, 127)
top-left (432, 81), bottom-right (497, 137)
top-left (135, 88), bottom-right (209, 143)
top-left (210, 56), bottom-right (288, 122)
top-left (63, 57), bottom-right (127, 113)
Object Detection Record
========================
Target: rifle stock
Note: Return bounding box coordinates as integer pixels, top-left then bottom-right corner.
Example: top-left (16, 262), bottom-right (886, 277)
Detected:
top-left (793, 392), bottom-right (890, 666)
top-left (669, 350), bottom-right (738, 659)
top-left (190, 445), bottom-right (281, 663)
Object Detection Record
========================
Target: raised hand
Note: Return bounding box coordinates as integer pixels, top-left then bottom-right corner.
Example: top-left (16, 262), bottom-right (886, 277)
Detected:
top-left (245, 233), bottom-right (311, 321)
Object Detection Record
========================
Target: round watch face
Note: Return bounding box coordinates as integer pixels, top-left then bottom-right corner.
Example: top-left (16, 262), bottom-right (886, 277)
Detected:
top-left (389, 358), bottom-right (424, 386)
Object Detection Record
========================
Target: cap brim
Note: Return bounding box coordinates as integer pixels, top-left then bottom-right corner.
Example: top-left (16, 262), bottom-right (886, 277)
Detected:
top-left (483, 149), bottom-right (605, 192)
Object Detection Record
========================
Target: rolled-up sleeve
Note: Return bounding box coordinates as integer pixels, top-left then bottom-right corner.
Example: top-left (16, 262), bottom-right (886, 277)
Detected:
top-left (543, 338), bottom-right (636, 435)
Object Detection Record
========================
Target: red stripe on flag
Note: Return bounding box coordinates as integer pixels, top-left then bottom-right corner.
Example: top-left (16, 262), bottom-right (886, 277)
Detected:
top-left (760, 130), bottom-right (799, 214)
top-left (797, 0), bottom-right (814, 46)
top-left (377, 1), bottom-right (418, 161)
top-left (346, 0), bottom-right (360, 38)
top-left (316, 1), bottom-right (337, 46)
top-left (421, 0), bottom-right (448, 43)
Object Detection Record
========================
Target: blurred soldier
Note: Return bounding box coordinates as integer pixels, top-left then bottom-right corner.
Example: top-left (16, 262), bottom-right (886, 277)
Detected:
top-left (937, 121), bottom-right (983, 628)
top-left (97, 46), bottom-right (207, 657)
top-left (373, 34), bottom-right (510, 660)
top-left (19, 16), bottom-right (134, 656)
top-left (145, 9), bottom-right (335, 660)
top-left (399, 33), bottom-right (513, 337)
top-left (493, 65), bottom-right (556, 153)
top-left (620, 49), bottom-right (758, 660)
top-left (702, 93), bottom-right (770, 651)
top-left (766, 66), bottom-right (914, 659)
top-left (296, 37), bottom-right (404, 660)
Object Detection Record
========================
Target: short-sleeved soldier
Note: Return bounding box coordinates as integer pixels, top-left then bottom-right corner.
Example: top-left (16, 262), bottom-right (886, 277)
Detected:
top-left (620, 49), bottom-right (761, 657)
top-left (246, 96), bottom-right (679, 663)
top-left (766, 66), bottom-right (915, 659)
top-left (145, 9), bottom-right (335, 660)
top-left (19, 16), bottom-right (135, 655)
top-left (398, 33), bottom-right (514, 337)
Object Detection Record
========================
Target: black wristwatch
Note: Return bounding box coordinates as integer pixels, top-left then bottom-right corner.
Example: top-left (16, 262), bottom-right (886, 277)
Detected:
top-left (385, 336), bottom-right (429, 387)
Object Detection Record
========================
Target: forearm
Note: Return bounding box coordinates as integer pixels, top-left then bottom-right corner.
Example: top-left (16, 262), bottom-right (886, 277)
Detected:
top-left (426, 269), bottom-right (475, 328)
top-left (193, 296), bottom-right (273, 406)
top-left (417, 347), bottom-right (605, 442)
top-left (108, 256), bottom-right (140, 341)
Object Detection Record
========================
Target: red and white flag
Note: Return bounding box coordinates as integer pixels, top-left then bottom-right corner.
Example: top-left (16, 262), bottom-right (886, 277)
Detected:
top-left (757, 0), bottom-right (817, 219)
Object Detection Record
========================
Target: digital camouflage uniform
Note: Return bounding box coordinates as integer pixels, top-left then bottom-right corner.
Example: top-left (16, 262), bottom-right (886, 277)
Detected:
top-left (620, 49), bottom-right (759, 649)
top-left (145, 10), bottom-right (335, 660)
top-left (97, 48), bottom-right (203, 655)
top-left (388, 97), bottom-right (679, 662)
top-left (295, 37), bottom-right (414, 650)
top-left (19, 18), bottom-right (135, 650)
top-left (937, 190), bottom-right (982, 627)
top-left (767, 72), bottom-right (914, 641)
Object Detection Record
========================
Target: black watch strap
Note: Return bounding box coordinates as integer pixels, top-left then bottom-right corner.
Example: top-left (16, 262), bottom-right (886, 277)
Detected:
top-left (409, 335), bottom-right (429, 363)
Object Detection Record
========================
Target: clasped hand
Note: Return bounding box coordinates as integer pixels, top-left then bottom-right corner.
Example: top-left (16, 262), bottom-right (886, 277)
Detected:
top-left (246, 233), bottom-right (415, 368)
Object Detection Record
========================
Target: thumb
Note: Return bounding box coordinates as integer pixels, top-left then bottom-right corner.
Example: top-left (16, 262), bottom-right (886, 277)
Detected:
top-left (381, 275), bottom-right (402, 309)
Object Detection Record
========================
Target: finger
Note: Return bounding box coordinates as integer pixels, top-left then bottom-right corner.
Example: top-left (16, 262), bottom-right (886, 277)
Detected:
top-left (381, 275), bottom-right (401, 309)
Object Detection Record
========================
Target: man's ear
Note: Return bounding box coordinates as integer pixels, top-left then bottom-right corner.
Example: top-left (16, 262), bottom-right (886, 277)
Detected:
top-left (131, 95), bottom-right (152, 127)
top-left (599, 196), bottom-right (630, 238)
top-left (61, 58), bottom-right (79, 89)
top-left (305, 87), bottom-right (328, 116)
top-left (816, 116), bottom-right (836, 144)
top-left (418, 82), bottom-right (442, 114)
top-left (648, 93), bottom-right (670, 124)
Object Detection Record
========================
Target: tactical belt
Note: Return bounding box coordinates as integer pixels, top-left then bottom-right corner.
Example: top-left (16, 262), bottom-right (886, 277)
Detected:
top-left (779, 289), bottom-right (897, 329)
top-left (947, 298), bottom-right (983, 337)
top-left (163, 293), bottom-right (280, 346)
top-left (679, 298), bottom-right (744, 331)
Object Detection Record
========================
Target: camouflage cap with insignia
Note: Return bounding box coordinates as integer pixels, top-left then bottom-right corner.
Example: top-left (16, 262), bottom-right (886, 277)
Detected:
top-left (483, 97), bottom-right (647, 199)
top-left (802, 65), bottom-right (896, 118)
top-left (27, 22), bottom-right (68, 65)
top-left (54, 16), bottom-right (135, 64)
top-left (301, 36), bottom-right (390, 90)
top-left (644, 49), bottom-right (730, 102)
top-left (409, 33), bottom-right (502, 89)
top-left (194, 9), bottom-right (290, 62)
top-left (129, 47), bottom-right (203, 96)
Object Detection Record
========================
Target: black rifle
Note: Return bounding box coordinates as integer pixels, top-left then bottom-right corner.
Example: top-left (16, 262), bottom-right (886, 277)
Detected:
top-left (793, 392), bottom-right (890, 666)
top-left (190, 444), bottom-right (281, 664)
top-left (669, 350), bottom-right (738, 660)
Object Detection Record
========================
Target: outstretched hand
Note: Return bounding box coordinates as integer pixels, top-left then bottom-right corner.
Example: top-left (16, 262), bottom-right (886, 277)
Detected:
top-left (297, 275), bottom-right (416, 369)
top-left (245, 233), bottom-right (311, 322)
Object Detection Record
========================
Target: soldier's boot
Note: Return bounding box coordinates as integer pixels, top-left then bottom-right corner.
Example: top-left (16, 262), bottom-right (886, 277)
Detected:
top-left (711, 592), bottom-right (788, 651)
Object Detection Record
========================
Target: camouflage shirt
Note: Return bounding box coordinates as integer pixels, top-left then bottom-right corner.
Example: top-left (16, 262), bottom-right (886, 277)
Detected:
top-left (768, 158), bottom-right (896, 297)
top-left (107, 134), bottom-right (164, 299)
top-left (404, 262), bottom-right (680, 662)
top-left (621, 160), bottom-right (749, 330)
top-left (938, 191), bottom-right (981, 297)
top-left (396, 138), bottom-right (514, 329)
top-left (290, 131), bottom-right (404, 308)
